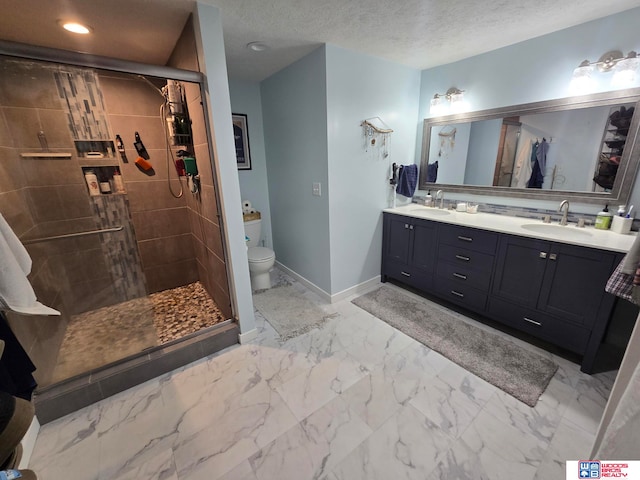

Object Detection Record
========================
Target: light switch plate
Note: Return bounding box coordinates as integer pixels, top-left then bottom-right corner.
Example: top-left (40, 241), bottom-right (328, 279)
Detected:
top-left (312, 182), bottom-right (321, 196)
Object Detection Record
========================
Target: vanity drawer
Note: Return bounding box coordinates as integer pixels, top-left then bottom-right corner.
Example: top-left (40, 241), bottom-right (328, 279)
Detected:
top-left (439, 225), bottom-right (498, 254)
top-left (437, 244), bottom-right (495, 273)
top-left (432, 277), bottom-right (488, 312)
top-left (384, 261), bottom-right (432, 291)
top-left (488, 297), bottom-right (590, 354)
top-left (436, 261), bottom-right (492, 292)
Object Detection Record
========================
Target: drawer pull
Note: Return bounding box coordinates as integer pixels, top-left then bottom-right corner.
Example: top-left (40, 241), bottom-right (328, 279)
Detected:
top-left (523, 317), bottom-right (542, 327)
top-left (409, 225), bottom-right (414, 230)
top-left (539, 252), bottom-right (547, 259)
top-left (455, 254), bottom-right (471, 262)
top-left (451, 290), bottom-right (465, 298)
top-left (404, 224), bottom-right (409, 229)
top-left (452, 272), bottom-right (467, 280)
top-left (549, 253), bottom-right (557, 261)
top-left (457, 235), bottom-right (473, 242)
top-left (401, 271), bottom-right (411, 277)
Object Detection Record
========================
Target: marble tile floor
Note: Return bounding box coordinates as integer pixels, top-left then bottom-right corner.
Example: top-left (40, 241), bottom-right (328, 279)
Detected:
top-left (30, 269), bottom-right (617, 480)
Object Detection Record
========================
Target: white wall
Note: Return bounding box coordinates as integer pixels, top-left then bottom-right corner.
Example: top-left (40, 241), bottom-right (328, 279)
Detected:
top-left (261, 46), bottom-right (332, 293)
top-left (416, 7), bottom-right (640, 214)
top-left (229, 79), bottom-right (273, 248)
top-left (325, 45), bottom-right (421, 294)
top-left (193, 2), bottom-right (255, 336)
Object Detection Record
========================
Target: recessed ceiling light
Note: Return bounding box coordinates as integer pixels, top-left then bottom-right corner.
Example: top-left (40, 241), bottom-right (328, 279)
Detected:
top-left (246, 42), bottom-right (268, 52)
top-left (60, 21), bottom-right (92, 34)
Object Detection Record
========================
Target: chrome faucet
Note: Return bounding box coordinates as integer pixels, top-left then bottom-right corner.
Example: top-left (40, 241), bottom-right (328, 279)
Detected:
top-left (435, 190), bottom-right (444, 209)
top-left (558, 200), bottom-right (570, 226)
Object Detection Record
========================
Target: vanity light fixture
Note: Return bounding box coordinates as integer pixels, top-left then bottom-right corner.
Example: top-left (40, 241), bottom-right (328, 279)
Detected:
top-left (570, 50), bottom-right (639, 94)
top-left (430, 87), bottom-right (468, 115)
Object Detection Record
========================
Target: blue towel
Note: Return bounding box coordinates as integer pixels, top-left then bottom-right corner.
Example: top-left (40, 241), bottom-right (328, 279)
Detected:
top-left (396, 164), bottom-right (418, 197)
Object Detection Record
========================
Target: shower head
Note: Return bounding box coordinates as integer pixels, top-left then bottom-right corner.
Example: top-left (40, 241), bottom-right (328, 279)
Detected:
top-left (136, 75), bottom-right (165, 98)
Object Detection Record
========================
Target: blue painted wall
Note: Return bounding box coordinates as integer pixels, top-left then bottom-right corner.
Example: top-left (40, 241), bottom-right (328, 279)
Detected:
top-left (229, 79), bottom-right (273, 248)
top-left (261, 46), bottom-right (331, 292)
top-left (325, 45), bottom-right (421, 294)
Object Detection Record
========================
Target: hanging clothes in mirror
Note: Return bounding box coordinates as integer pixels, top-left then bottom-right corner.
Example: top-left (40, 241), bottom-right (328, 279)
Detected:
top-left (527, 138), bottom-right (549, 188)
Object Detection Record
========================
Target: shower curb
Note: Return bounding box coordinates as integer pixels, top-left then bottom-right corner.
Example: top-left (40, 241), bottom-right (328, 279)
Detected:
top-left (33, 321), bottom-right (239, 424)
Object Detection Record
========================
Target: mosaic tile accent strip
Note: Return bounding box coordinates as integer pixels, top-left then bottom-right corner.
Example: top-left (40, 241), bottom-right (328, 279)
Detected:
top-left (91, 194), bottom-right (147, 303)
top-left (54, 67), bottom-right (110, 141)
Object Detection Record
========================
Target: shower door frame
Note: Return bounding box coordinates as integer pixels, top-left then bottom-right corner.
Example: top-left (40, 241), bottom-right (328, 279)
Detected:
top-left (0, 40), bottom-right (239, 423)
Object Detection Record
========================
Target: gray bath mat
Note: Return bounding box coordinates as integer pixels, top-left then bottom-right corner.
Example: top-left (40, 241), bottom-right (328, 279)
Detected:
top-left (253, 285), bottom-right (338, 341)
top-left (352, 286), bottom-right (558, 406)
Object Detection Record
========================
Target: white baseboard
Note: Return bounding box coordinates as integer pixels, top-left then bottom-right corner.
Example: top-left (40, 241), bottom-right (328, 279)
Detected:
top-left (275, 261), bottom-right (331, 302)
top-left (330, 275), bottom-right (381, 303)
top-left (275, 262), bottom-right (380, 304)
top-left (238, 328), bottom-right (258, 344)
top-left (19, 415), bottom-right (40, 469)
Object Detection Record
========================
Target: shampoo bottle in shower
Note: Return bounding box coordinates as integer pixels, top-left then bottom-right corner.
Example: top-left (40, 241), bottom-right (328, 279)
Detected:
top-left (84, 170), bottom-right (100, 196)
top-left (113, 167), bottom-right (125, 193)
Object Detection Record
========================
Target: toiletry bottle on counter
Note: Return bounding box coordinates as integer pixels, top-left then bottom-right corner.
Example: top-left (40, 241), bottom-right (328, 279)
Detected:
top-left (595, 205), bottom-right (613, 230)
top-left (84, 170), bottom-right (100, 196)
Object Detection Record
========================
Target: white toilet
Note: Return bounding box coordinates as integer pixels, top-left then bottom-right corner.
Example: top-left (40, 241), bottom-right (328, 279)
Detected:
top-left (243, 218), bottom-right (276, 290)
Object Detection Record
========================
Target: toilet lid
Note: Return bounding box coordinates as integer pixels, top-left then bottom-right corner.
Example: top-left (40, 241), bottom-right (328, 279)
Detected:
top-left (248, 246), bottom-right (274, 262)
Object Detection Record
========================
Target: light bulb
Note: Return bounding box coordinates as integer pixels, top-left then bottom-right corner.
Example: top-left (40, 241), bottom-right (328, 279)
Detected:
top-left (569, 63), bottom-right (595, 95)
top-left (430, 95), bottom-right (447, 116)
top-left (612, 54), bottom-right (639, 88)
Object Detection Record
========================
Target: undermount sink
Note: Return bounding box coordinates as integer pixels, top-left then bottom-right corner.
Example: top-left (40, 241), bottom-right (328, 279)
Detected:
top-left (521, 223), bottom-right (592, 238)
top-left (408, 207), bottom-right (451, 216)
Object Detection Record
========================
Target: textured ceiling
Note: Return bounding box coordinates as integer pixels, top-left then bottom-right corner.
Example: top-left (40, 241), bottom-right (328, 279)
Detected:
top-left (0, 0), bottom-right (639, 81)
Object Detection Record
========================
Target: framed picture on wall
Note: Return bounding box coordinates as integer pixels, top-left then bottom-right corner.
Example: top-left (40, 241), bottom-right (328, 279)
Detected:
top-left (232, 113), bottom-right (251, 170)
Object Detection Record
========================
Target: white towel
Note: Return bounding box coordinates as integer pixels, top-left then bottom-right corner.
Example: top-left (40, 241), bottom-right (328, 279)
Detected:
top-left (0, 214), bottom-right (60, 316)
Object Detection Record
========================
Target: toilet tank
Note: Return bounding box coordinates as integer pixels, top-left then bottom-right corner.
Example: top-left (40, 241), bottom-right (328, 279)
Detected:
top-left (244, 219), bottom-right (262, 247)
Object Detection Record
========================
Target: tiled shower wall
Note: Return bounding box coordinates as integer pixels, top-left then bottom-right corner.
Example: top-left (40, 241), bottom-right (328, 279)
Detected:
top-left (99, 72), bottom-right (199, 294)
top-left (167, 17), bottom-right (233, 319)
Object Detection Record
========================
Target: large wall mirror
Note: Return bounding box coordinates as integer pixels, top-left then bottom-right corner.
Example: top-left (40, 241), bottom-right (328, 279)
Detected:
top-left (419, 88), bottom-right (640, 204)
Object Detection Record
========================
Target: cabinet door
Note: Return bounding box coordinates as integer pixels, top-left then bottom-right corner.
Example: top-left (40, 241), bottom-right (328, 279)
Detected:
top-left (410, 218), bottom-right (438, 272)
top-left (383, 215), bottom-right (412, 265)
top-left (492, 235), bottom-right (550, 307)
top-left (538, 244), bottom-right (617, 327)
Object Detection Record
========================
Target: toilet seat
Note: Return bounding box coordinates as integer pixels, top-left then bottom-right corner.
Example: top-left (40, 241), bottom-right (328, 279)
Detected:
top-left (248, 246), bottom-right (275, 263)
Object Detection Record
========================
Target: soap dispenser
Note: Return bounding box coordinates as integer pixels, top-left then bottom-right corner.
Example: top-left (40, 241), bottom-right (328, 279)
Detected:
top-left (595, 205), bottom-right (613, 230)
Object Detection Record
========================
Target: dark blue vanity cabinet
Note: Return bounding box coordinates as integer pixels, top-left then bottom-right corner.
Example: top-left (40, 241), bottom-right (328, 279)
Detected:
top-left (381, 212), bottom-right (622, 373)
top-left (490, 234), bottom-right (621, 373)
top-left (382, 214), bottom-right (437, 292)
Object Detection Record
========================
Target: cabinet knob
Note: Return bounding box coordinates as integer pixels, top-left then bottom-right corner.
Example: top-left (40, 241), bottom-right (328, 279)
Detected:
top-left (404, 224), bottom-right (409, 229)
top-left (409, 225), bottom-right (414, 230)
top-left (539, 252), bottom-right (547, 259)
top-left (549, 253), bottom-right (557, 261)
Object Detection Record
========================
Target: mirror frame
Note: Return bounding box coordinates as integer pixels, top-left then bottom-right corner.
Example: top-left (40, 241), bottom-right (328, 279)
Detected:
top-left (419, 88), bottom-right (640, 205)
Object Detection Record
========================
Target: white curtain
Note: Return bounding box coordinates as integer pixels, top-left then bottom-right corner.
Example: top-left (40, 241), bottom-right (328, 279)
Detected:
top-left (591, 313), bottom-right (640, 459)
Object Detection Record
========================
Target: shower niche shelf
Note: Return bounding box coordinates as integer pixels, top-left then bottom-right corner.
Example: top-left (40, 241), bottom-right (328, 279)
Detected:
top-left (74, 140), bottom-right (116, 158)
top-left (20, 152), bottom-right (72, 159)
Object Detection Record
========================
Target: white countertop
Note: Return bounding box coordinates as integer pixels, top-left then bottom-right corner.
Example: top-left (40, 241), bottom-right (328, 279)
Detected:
top-left (384, 204), bottom-right (636, 253)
